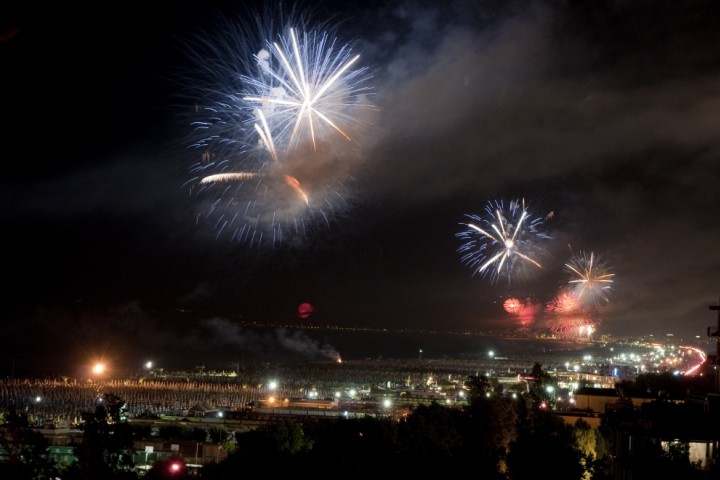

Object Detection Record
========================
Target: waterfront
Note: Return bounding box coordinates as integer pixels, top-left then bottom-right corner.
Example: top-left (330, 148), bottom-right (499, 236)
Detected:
top-left (3, 325), bottom-right (611, 379)
top-left (1, 326), bottom-right (708, 429)
top-left (117, 325), bottom-right (656, 373)
top-left (5, 323), bottom-right (713, 380)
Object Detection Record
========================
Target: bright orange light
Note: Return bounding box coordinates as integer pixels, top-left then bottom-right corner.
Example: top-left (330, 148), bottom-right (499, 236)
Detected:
top-left (92, 363), bottom-right (105, 375)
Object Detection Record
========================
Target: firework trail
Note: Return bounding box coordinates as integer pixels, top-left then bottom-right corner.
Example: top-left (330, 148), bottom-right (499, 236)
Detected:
top-left (456, 198), bottom-right (552, 284)
top-left (183, 7), bottom-right (374, 248)
top-left (564, 248), bottom-right (615, 306)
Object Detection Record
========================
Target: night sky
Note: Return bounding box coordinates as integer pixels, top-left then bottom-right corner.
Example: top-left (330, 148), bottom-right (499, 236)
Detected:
top-left (2, 1), bottom-right (719, 376)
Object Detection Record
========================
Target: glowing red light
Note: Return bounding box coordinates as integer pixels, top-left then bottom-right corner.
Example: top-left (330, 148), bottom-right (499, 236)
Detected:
top-left (298, 302), bottom-right (314, 319)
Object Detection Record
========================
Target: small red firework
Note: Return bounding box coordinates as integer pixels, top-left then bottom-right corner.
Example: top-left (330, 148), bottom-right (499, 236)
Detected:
top-left (503, 297), bottom-right (522, 314)
top-left (298, 302), bottom-right (314, 319)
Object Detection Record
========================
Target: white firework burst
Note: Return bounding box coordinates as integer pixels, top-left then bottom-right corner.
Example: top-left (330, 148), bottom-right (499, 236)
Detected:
top-left (457, 198), bottom-right (552, 284)
top-left (182, 8), bottom-right (374, 248)
top-left (564, 250), bottom-right (615, 305)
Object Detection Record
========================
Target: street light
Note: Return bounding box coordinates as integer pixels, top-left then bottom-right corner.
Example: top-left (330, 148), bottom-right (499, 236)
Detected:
top-left (545, 385), bottom-right (556, 408)
top-left (382, 398), bottom-right (394, 419)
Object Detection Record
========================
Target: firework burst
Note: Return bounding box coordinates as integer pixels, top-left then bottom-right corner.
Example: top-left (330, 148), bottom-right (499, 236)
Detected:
top-left (564, 249), bottom-right (615, 306)
top-left (242, 26), bottom-right (372, 152)
top-left (456, 198), bottom-right (552, 284)
top-left (545, 293), bottom-right (598, 339)
top-left (503, 297), bottom-right (522, 314)
top-left (182, 7), bottom-right (374, 248)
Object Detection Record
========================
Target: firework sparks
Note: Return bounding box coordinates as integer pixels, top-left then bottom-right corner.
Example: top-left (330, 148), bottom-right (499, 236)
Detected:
top-left (183, 8), bottom-right (374, 248)
top-left (199, 172), bottom-right (262, 184)
top-left (544, 293), bottom-right (592, 338)
top-left (564, 249), bottom-right (615, 306)
top-left (242, 27), bottom-right (371, 151)
top-left (456, 199), bottom-right (552, 284)
top-left (548, 317), bottom-right (597, 339)
top-left (503, 297), bottom-right (522, 314)
top-left (545, 291), bottom-right (580, 314)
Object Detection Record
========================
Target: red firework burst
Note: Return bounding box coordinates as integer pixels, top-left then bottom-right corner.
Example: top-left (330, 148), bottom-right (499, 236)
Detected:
top-left (518, 299), bottom-right (541, 326)
top-left (503, 297), bottom-right (521, 314)
top-left (298, 302), bottom-right (314, 319)
top-left (546, 291), bottom-right (579, 314)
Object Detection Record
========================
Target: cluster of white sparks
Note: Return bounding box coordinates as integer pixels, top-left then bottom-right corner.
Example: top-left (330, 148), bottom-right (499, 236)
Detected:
top-left (243, 27), bottom-right (371, 154)
top-left (456, 199), bottom-right (552, 285)
top-left (564, 250), bottom-right (615, 306)
top-left (186, 12), bottom-right (373, 248)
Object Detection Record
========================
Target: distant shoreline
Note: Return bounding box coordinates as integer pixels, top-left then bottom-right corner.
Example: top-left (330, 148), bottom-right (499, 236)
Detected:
top-left (3, 324), bottom-right (708, 380)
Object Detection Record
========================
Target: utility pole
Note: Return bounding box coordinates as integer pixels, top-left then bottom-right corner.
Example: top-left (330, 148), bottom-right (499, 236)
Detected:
top-left (709, 297), bottom-right (720, 357)
top-left (709, 298), bottom-right (720, 393)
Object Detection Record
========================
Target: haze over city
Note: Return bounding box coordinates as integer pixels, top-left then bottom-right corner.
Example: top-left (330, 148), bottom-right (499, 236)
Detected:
top-left (2, 0), bottom-right (719, 376)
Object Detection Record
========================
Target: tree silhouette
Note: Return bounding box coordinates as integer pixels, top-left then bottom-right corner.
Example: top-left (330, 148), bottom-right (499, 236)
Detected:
top-left (0, 407), bottom-right (58, 480)
top-left (63, 393), bottom-right (137, 480)
top-left (506, 410), bottom-right (584, 480)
